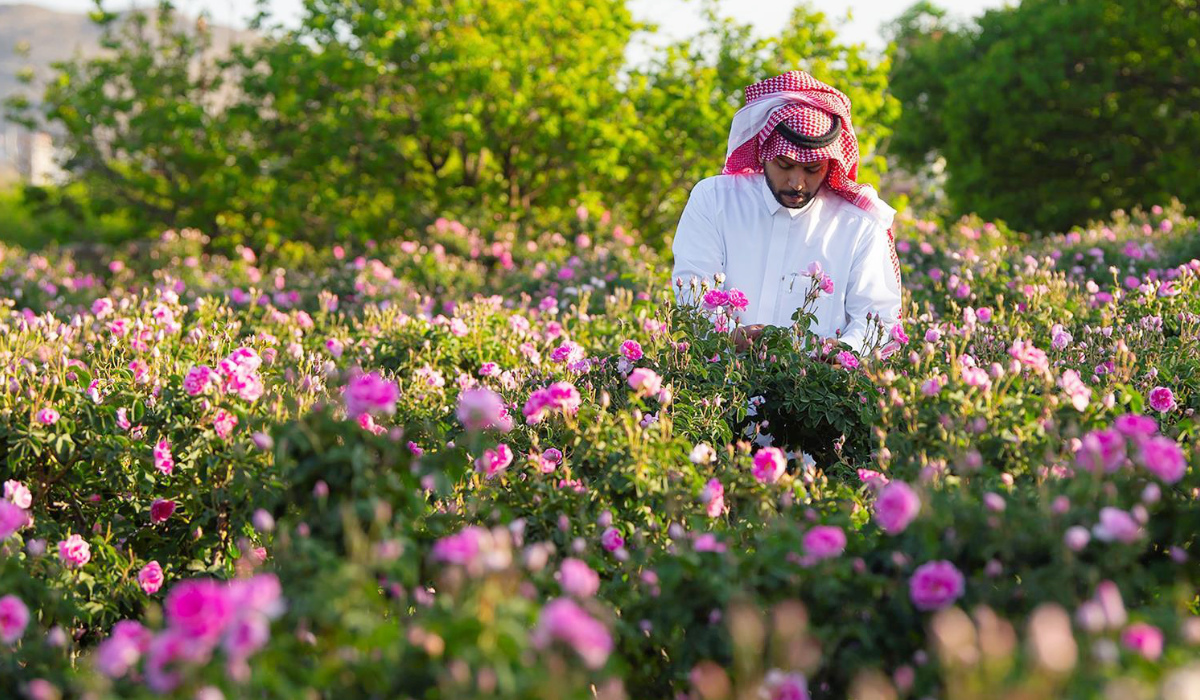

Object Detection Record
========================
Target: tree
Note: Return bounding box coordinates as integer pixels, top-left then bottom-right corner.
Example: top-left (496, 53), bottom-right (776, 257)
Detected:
top-left (6, 0), bottom-right (897, 251)
top-left (886, 0), bottom-right (1200, 234)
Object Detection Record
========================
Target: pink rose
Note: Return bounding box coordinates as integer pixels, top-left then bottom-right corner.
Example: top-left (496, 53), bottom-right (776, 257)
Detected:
top-left (1114, 413), bottom-right (1157, 437)
top-left (153, 440), bottom-right (174, 476)
top-left (94, 620), bottom-right (152, 678)
top-left (702, 289), bottom-right (730, 309)
top-left (700, 478), bottom-right (725, 518)
top-left (836, 351), bottom-right (859, 369)
top-left (474, 444), bottom-right (514, 479)
top-left (627, 368), bottom-right (663, 398)
top-left (600, 527), bottom-right (624, 552)
top-left (802, 526), bottom-right (846, 560)
top-left (751, 447), bottom-right (787, 483)
top-left (531, 598), bottom-right (613, 670)
top-left (459, 387), bottom-right (514, 432)
top-left (874, 481), bottom-right (920, 535)
top-left (0, 500), bottom-right (29, 540)
top-left (3, 480), bottom-right (31, 509)
top-left (538, 447), bottom-right (563, 473)
top-left (432, 526), bottom-right (486, 566)
top-left (150, 499), bottom-right (176, 524)
top-left (139, 561), bottom-right (165, 594)
top-left (36, 408), bottom-right (60, 425)
top-left (164, 578), bottom-right (233, 640)
top-left (619, 340), bottom-right (643, 361)
top-left (1058, 369), bottom-right (1091, 411)
top-left (1121, 622), bottom-right (1163, 660)
top-left (343, 371), bottom-right (399, 419)
top-left (1075, 429), bottom-right (1126, 473)
top-left (1136, 435), bottom-right (1186, 483)
top-left (57, 533), bottom-right (91, 568)
top-left (1092, 507), bottom-right (1141, 543)
top-left (1148, 386), bottom-right (1177, 413)
top-left (1008, 339), bottom-right (1050, 374)
top-left (909, 560), bottom-right (965, 611)
top-left (550, 340), bottom-right (585, 365)
top-left (727, 289), bottom-right (749, 310)
top-left (558, 558), bottom-right (600, 598)
top-left (0, 594), bottom-right (30, 643)
top-left (212, 409), bottom-right (238, 440)
top-left (183, 365), bottom-right (217, 396)
top-left (222, 614), bottom-right (270, 660)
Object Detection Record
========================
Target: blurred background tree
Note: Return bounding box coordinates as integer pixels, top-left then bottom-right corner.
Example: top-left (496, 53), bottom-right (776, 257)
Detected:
top-left (885, 0), bottom-right (1200, 234)
top-left (3, 0), bottom-right (1195, 250)
top-left (2, 0), bottom-right (894, 251)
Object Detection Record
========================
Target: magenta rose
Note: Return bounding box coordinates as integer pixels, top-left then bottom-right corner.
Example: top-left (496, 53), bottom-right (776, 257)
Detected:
top-left (627, 368), bottom-right (663, 398)
top-left (1148, 386), bottom-right (1177, 413)
top-left (701, 478), bottom-right (725, 518)
top-left (57, 533), bottom-right (91, 568)
top-left (909, 560), bottom-right (965, 611)
top-left (874, 481), bottom-right (921, 535)
top-left (1113, 413), bottom-right (1158, 437)
top-left (600, 527), bottom-right (625, 552)
top-left (531, 597), bottom-right (613, 670)
top-left (0, 500), bottom-right (29, 541)
top-left (150, 499), bottom-right (177, 524)
top-left (1136, 435), bottom-right (1187, 483)
top-left (1121, 622), bottom-right (1164, 660)
top-left (619, 340), bottom-right (644, 361)
top-left (164, 578), bottom-right (233, 640)
top-left (138, 561), bottom-right (165, 594)
top-left (183, 365), bottom-right (217, 396)
top-left (0, 594), bottom-right (30, 643)
top-left (802, 526), bottom-right (846, 561)
top-left (751, 447), bottom-right (787, 483)
top-left (558, 558), bottom-right (600, 598)
top-left (343, 371), bottom-right (399, 419)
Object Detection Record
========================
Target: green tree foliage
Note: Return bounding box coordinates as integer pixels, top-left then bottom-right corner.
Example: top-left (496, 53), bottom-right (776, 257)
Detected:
top-left (5, 0), bottom-right (895, 251)
top-left (886, 0), bottom-right (1200, 234)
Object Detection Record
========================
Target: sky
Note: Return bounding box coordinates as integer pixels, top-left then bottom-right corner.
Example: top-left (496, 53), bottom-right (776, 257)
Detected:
top-left (4, 0), bottom-right (1012, 56)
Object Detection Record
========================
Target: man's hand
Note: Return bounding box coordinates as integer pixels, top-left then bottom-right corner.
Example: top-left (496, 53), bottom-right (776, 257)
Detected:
top-left (732, 324), bottom-right (765, 352)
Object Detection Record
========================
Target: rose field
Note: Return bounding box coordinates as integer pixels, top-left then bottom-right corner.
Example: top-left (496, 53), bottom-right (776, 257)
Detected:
top-left (0, 199), bottom-right (1199, 700)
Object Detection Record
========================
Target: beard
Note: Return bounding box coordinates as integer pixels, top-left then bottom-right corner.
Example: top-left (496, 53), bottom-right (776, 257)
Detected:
top-left (767, 174), bottom-right (820, 209)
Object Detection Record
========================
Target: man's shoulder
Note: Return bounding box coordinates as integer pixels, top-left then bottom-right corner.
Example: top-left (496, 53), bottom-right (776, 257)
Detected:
top-left (822, 190), bottom-right (890, 238)
top-left (693, 173), bottom-right (759, 196)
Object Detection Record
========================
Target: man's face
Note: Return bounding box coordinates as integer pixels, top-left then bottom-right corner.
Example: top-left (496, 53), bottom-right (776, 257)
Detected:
top-left (763, 155), bottom-right (831, 209)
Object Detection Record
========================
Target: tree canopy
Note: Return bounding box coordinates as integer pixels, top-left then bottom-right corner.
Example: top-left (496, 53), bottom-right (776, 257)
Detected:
top-left (886, 0), bottom-right (1200, 233)
top-left (4, 0), bottom-right (895, 250)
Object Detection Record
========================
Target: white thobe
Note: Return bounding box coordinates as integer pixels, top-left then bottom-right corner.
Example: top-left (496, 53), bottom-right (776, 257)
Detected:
top-left (671, 173), bottom-right (903, 354)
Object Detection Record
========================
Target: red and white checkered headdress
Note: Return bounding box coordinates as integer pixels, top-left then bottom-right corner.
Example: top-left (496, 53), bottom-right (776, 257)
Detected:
top-left (723, 70), bottom-right (896, 232)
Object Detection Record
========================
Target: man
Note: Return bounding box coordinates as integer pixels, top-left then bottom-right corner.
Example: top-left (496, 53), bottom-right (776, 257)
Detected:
top-left (672, 70), bottom-right (903, 356)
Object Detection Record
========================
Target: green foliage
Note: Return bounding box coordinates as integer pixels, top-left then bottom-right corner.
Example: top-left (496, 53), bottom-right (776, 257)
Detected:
top-left (4, 0), bottom-right (895, 252)
top-left (886, 0), bottom-right (1200, 234)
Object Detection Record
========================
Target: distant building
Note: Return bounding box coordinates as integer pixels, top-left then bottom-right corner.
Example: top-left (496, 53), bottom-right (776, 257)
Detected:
top-left (0, 124), bottom-right (66, 186)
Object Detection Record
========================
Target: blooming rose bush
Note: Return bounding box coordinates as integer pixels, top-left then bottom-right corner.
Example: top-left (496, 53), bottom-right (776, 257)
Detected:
top-left (0, 203), bottom-right (1197, 698)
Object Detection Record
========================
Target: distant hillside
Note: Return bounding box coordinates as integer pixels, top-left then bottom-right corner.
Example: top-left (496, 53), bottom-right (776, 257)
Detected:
top-left (0, 3), bottom-right (253, 114)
